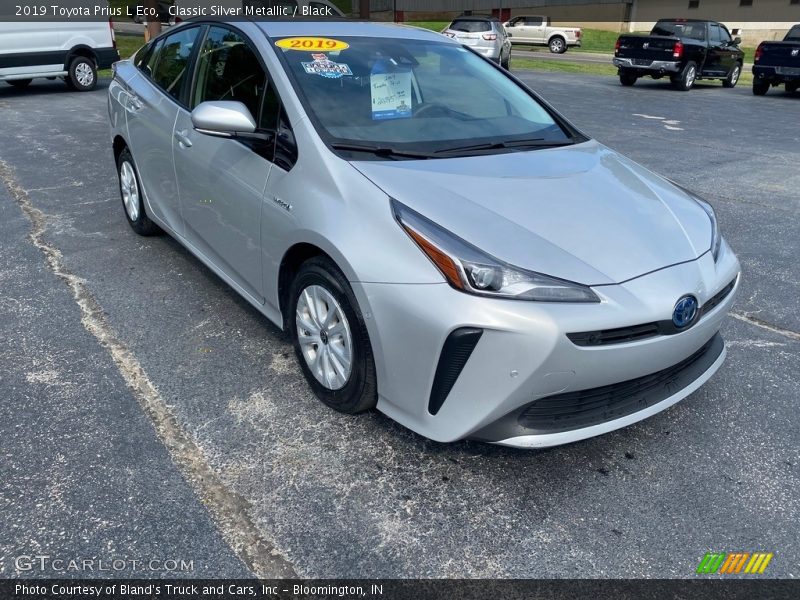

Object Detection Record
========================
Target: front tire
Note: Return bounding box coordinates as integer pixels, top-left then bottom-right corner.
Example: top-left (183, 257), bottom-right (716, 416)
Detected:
top-left (752, 80), bottom-right (770, 96)
top-left (786, 82), bottom-right (799, 94)
top-left (66, 56), bottom-right (97, 91)
top-left (8, 79), bottom-right (32, 88)
top-left (290, 257), bottom-right (377, 415)
top-left (501, 53), bottom-right (510, 70)
top-left (672, 62), bottom-right (697, 91)
top-left (117, 148), bottom-right (160, 236)
top-left (619, 71), bottom-right (638, 86)
top-left (722, 62), bottom-right (742, 88)
top-left (548, 37), bottom-right (566, 54)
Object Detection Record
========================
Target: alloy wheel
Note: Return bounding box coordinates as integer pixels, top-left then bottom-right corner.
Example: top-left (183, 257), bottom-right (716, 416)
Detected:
top-left (296, 284), bottom-right (353, 390)
top-left (120, 161), bottom-right (140, 221)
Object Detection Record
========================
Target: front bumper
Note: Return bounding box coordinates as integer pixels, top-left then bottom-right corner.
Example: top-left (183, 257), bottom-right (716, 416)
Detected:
top-left (613, 57), bottom-right (681, 73)
top-left (353, 242), bottom-right (739, 447)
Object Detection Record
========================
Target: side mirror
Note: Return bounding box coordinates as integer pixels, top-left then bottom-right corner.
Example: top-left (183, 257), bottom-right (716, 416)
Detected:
top-left (732, 37), bottom-right (742, 46)
top-left (503, 22), bottom-right (510, 27)
top-left (191, 101), bottom-right (257, 138)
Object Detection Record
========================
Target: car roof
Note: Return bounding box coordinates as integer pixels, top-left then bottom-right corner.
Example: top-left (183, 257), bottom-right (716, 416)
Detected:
top-left (254, 20), bottom-right (454, 42)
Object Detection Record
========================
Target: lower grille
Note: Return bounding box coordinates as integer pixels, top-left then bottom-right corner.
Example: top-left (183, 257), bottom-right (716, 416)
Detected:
top-left (517, 335), bottom-right (723, 433)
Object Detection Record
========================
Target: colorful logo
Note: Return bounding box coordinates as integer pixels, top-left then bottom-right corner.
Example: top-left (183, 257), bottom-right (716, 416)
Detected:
top-left (697, 552), bottom-right (773, 574)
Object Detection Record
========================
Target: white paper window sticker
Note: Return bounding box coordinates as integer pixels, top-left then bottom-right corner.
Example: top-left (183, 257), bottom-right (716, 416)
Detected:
top-left (370, 71), bottom-right (412, 120)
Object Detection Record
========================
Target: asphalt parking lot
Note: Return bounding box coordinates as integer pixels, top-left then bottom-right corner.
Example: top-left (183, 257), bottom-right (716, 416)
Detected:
top-left (1, 71), bottom-right (798, 579)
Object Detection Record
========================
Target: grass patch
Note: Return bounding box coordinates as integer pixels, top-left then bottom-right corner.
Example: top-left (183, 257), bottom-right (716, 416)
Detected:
top-left (510, 55), bottom-right (754, 86)
top-left (511, 58), bottom-right (617, 77)
top-left (99, 35), bottom-right (144, 77)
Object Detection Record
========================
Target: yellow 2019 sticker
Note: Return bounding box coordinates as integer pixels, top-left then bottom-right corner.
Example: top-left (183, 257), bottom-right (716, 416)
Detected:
top-left (275, 37), bottom-right (350, 52)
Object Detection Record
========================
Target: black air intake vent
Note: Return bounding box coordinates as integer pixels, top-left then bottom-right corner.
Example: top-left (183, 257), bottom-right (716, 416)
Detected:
top-left (428, 328), bottom-right (483, 415)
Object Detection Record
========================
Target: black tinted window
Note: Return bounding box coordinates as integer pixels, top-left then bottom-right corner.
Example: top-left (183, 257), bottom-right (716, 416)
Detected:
top-left (709, 24), bottom-right (721, 43)
top-left (449, 20), bottom-right (491, 33)
top-left (192, 26), bottom-right (267, 122)
top-left (524, 17), bottom-right (544, 26)
top-left (786, 26), bottom-right (800, 42)
top-left (152, 27), bottom-right (200, 102)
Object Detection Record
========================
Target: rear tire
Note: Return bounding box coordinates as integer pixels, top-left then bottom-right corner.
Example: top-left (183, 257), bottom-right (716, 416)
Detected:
top-left (66, 56), bottom-right (97, 92)
top-left (752, 80), bottom-right (770, 96)
top-left (8, 79), bottom-right (32, 88)
top-left (672, 62), bottom-right (697, 91)
top-left (786, 82), bottom-right (799, 93)
top-left (722, 62), bottom-right (742, 88)
top-left (290, 257), bottom-right (378, 415)
top-left (548, 36), bottom-right (566, 54)
top-left (117, 148), bottom-right (160, 236)
top-left (619, 71), bottom-right (638, 86)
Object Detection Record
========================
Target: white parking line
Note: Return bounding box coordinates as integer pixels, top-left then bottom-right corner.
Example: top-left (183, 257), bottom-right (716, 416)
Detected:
top-left (0, 158), bottom-right (298, 579)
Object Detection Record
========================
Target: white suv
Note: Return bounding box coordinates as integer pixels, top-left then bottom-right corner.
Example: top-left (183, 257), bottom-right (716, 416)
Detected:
top-left (0, 21), bottom-right (119, 91)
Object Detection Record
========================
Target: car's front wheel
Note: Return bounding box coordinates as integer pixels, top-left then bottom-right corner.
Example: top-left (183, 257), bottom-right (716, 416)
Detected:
top-left (722, 62), bottom-right (742, 88)
top-left (117, 148), bottom-right (160, 236)
top-left (66, 56), bottom-right (97, 91)
top-left (290, 257), bottom-right (377, 415)
top-left (786, 82), bottom-right (799, 94)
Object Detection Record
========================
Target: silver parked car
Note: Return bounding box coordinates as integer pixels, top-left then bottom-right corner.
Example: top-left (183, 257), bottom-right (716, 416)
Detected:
top-left (441, 16), bottom-right (512, 69)
top-left (108, 20), bottom-right (740, 448)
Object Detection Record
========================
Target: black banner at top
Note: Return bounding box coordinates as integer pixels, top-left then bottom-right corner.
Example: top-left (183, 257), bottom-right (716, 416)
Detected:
top-left (1, 1), bottom-right (799, 23)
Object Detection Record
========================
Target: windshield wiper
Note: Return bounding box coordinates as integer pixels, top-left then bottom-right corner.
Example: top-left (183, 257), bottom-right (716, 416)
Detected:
top-left (330, 143), bottom-right (435, 160)
top-left (433, 138), bottom-right (576, 155)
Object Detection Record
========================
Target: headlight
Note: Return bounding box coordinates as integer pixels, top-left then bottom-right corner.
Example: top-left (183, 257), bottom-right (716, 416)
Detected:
top-left (694, 197), bottom-right (721, 262)
top-left (392, 200), bottom-right (599, 303)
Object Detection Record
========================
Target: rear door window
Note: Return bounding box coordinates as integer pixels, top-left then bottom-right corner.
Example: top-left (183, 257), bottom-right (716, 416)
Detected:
top-left (151, 26), bottom-right (201, 103)
top-left (449, 20), bottom-right (491, 33)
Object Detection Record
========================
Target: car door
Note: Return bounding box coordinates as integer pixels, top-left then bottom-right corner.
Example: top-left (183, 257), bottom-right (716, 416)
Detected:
top-left (504, 17), bottom-right (528, 42)
top-left (716, 25), bottom-right (737, 73)
top-left (525, 17), bottom-right (547, 43)
top-left (704, 23), bottom-right (723, 74)
top-left (172, 24), bottom-right (273, 302)
top-left (125, 26), bottom-right (202, 236)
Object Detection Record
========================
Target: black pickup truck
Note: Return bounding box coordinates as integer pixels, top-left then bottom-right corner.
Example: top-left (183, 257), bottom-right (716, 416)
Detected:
top-left (752, 24), bottom-right (800, 95)
top-left (613, 19), bottom-right (745, 91)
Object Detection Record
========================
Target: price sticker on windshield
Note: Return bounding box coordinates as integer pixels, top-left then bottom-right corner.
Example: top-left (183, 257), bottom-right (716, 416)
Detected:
top-left (275, 37), bottom-right (350, 52)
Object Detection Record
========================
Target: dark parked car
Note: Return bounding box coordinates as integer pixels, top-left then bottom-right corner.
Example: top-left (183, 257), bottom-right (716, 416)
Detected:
top-left (613, 19), bottom-right (744, 91)
top-left (752, 24), bottom-right (800, 95)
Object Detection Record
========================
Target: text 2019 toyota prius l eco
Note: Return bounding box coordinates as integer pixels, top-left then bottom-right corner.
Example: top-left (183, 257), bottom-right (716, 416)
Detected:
top-left (107, 20), bottom-right (740, 448)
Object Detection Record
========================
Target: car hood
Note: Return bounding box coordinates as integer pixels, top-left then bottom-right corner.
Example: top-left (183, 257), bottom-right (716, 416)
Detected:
top-left (352, 140), bottom-right (712, 285)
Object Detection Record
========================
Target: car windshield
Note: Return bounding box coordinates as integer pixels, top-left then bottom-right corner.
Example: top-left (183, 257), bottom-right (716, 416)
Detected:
top-left (448, 20), bottom-right (492, 33)
top-left (273, 36), bottom-right (575, 157)
top-left (652, 22), bottom-right (706, 41)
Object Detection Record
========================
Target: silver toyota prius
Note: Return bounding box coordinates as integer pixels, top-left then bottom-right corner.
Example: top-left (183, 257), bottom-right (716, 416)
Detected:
top-left (108, 20), bottom-right (740, 448)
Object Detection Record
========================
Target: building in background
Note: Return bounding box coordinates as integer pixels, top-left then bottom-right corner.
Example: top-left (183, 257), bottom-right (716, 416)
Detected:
top-left (372, 0), bottom-right (798, 44)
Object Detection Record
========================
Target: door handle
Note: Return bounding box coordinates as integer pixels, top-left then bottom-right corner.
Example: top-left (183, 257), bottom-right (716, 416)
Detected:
top-left (174, 130), bottom-right (193, 148)
top-left (128, 96), bottom-right (143, 111)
